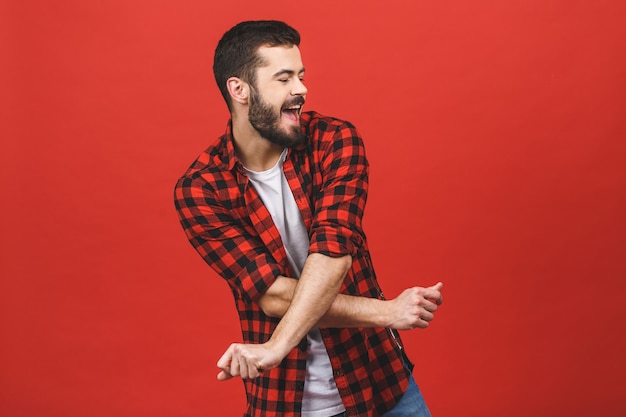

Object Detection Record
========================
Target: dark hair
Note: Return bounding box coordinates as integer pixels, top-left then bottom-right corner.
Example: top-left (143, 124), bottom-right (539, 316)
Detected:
top-left (213, 20), bottom-right (301, 108)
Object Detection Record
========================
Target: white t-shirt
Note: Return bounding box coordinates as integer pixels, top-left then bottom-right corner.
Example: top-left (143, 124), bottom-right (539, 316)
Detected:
top-left (245, 149), bottom-right (345, 417)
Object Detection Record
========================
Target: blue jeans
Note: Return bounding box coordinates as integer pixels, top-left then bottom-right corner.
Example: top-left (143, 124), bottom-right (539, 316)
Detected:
top-left (330, 374), bottom-right (431, 417)
top-left (380, 374), bottom-right (431, 417)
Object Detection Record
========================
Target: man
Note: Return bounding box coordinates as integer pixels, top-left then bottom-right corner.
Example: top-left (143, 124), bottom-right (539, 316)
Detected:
top-left (174, 20), bottom-right (443, 417)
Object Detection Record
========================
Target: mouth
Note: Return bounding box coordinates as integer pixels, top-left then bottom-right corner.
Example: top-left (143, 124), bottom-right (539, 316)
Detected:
top-left (281, 99), bottom-right (305, 123)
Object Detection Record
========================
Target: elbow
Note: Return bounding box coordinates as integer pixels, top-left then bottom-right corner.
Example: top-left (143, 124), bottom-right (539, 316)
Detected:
top-left (328, 254), bottom-right (352, 288)
top-left (262, 304), bottom-right (284, 319)
top-left (257, 296), bottom-right (288, 318)
top-left (309, 252), bottom-right (352, 284)
top-left (338, 254), bottom-right (352, 277)
top-left (256, 277), bottom-right (295, 318)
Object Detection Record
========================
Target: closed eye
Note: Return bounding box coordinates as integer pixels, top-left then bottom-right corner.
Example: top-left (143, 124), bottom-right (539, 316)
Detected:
top-left (273, 68), bottom-right (306, 83)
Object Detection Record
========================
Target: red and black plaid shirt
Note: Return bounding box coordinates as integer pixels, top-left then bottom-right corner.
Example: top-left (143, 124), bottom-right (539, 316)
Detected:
top-left (174, 111), bottom-right (411, 417)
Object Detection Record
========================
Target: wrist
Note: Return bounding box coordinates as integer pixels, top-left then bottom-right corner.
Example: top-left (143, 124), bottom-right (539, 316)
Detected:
top-left (380, 299), bottom-right (396, 328)
top-left (265, 335), bottom-right (296, 359)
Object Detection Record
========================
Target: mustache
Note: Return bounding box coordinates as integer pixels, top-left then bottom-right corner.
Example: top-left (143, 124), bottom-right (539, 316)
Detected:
top-left (281, 96), bottom-right (305, 110)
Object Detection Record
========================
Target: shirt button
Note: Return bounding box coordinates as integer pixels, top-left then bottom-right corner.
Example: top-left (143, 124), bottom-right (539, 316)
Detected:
top-left (334, 369), bottom-right (343, 377)
top-left (296, 382), bottom-right (305, 391)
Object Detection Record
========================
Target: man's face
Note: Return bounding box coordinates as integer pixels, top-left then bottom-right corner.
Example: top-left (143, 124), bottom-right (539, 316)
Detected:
top-left (247, 45), bottom-right (308, 148)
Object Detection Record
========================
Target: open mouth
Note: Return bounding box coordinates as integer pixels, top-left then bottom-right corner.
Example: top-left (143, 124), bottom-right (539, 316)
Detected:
top-left (281, 105), bottom-right (301, 122)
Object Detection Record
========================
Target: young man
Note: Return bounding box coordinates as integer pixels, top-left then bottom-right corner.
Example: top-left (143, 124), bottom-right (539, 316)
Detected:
top-left (174, 20), bottom-right (443, 417)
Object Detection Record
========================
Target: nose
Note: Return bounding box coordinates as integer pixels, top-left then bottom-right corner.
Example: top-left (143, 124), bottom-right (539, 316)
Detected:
top-left (291, 78), bottom-right (307, 96)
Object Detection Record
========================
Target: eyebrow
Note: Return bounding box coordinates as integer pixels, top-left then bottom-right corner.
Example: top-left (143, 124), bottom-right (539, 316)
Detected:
top-left (272, 68), bottom-right (306, 78)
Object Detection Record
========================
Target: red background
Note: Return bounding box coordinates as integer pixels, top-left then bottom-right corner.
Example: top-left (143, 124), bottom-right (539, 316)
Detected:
top-left (2, 1), bottom-right (625, 416)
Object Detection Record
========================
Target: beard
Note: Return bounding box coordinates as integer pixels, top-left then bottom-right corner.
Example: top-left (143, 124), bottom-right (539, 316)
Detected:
top-left (248, 90), bottom-right (307, 148)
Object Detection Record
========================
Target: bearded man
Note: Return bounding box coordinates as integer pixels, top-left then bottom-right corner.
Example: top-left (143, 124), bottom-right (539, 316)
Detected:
top-left (174, 20), bottom-right (443, 417)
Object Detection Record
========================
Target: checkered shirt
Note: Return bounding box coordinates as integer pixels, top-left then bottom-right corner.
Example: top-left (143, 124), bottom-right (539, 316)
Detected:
top-left (174, 111), bottom-right (411, 416)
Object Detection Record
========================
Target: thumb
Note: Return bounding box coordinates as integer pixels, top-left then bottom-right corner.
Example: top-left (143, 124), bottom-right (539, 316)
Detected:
top-left (428, 282), bottom-right (443, 305)
top-left (217, 370), bottom-right (233, 381)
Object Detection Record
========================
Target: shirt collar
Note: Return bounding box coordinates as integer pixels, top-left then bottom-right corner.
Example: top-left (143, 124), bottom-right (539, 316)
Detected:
top-left (219, 120), bottom-right (239, 172)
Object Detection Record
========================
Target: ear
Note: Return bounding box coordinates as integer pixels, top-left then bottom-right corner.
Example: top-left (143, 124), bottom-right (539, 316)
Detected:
top-left (226, 77), bottom-right (249, 105)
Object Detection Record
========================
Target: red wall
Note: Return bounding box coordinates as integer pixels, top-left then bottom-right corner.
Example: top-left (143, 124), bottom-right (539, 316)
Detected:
top-left (2, 1), bottom-right (625, 416)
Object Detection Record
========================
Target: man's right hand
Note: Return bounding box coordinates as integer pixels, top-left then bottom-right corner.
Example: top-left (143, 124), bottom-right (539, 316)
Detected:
top-left (217, 341), bottom-right (286, 381)
top-left (385, 282), bottom-right (443, 330)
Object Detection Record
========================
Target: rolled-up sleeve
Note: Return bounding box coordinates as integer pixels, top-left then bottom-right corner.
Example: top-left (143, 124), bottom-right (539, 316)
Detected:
top-left (308, 121), bottom-right (369, 258)
top-left (174, 174), bottom-right (281, 304)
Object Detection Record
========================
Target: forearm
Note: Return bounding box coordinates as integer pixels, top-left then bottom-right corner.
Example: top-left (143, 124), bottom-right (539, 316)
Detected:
top-left (259, 276), bottom-right (390, 328)
top-left (264, 253), bottom-right (351, 357)
top-left (217, 260), bottom-right (443, 381)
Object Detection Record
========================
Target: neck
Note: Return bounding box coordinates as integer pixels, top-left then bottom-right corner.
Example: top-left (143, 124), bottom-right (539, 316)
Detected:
top-left (231, 112), bottom-right (284, 171)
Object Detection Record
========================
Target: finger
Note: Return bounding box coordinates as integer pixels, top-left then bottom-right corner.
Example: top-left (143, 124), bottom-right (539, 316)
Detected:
top-left (430, 282), bottom-right (443, 305)
top-left (416, 318), bottom-right (430, 329)
top-left (422, 285), bottom-right (441, 298)
top-left (229, 354), bottom-right (240, 377)
top-left (249, 361), bottom-right (263, 379)
top-left (422, 287), bottom-right (443, 306)
top-left (420, 297), bottom-right (438, 313)
top-left (430, 282), bottom-right (443, 291)
top-left (216, 345), bottom-right (237, 378)
top-left (217, 370), bottom-right (233, 381)
top-left (239, 356), bottom-right (249, 379)
top-left (420, 309), bottom-right (435, 322)
top-left (216, 344), bottom-right (236, 369)
top-left (217, 348), bottom-right (233, 379)
top-left (222, 345), bottom-right (241, 377)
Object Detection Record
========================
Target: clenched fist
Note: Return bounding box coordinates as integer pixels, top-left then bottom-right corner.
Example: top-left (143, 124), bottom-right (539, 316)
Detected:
top-left (385, 282), bottom-right (443, 330)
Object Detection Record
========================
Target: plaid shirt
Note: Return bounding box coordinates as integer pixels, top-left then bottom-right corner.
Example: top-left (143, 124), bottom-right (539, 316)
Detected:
top-left (174, 111), bottom-right (411, 417)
